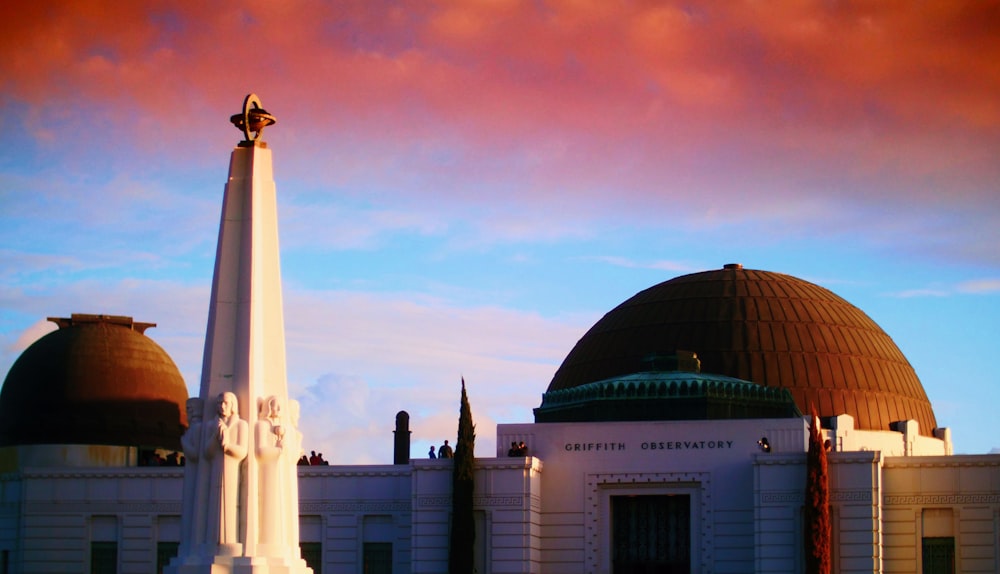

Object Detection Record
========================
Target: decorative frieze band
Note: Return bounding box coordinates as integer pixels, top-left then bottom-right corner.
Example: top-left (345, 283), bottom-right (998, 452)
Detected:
top-left (417, 496), bottom-right (525, 508)
top-left (479, 496), bottom-right (524, 507)
top-left (884, 493), bottom-right (1000, 505)
top-left (299, 500), bottom-right (410, 513)
top-left (24, 501), bottom-right (181, 514)
top-left (760, 489), bottom-right (873, 504)
top-left (760, 491), bottom-right (803, 504)
top-left (832, 490), bottom-right (873, 502)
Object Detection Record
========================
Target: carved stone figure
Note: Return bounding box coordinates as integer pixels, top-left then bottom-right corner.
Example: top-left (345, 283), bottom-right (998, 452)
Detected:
top-left (203, 391), bottom-right (248, 547)
top-left (255, 395), bottom-right (285, 547)
top-left (179, 397), bottom-right (204, 556)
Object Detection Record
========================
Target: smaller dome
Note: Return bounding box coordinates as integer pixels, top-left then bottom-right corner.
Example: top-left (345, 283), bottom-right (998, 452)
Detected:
top-left (0, 314), bottom-right (189, 450)
top-left (535, 352), bottom-right (802, 423)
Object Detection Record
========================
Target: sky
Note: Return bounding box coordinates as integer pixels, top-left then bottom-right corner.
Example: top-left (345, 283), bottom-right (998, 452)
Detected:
top-left (1, 1), bottom-right (998, 464)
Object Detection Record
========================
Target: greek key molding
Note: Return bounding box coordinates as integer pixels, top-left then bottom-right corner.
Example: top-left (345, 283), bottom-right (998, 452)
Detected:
top-left (24, 501), bottom-right (181, 514)
top-left (761, 489), bottom-right (873, 504)
top-left (476, 495), bottom-right (524, 507)
top-left (417, 495), bottom-right (525, 508)
top-left (760, 491), bottom-right (803, 504)
top-left (299, 500), bottom-right (410, 513)
top-left (417, 496), bottom-right (451, 507)
top-left (884, 493), bottom-right (1000, 506)
top-left (832, 489), bottom-right (873, 503)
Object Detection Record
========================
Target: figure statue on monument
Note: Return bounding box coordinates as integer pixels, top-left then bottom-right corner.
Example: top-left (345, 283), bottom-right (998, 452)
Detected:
top-left (204, 391), bottom-right (248, 547)
top-left (179, 398), bottom-right (205, 556)
top-left (255, 395), bottom-right (286, 547)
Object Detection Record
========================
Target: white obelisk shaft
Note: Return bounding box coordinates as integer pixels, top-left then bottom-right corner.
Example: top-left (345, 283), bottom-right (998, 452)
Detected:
top-left (169, 137), bottom-right (310, 573)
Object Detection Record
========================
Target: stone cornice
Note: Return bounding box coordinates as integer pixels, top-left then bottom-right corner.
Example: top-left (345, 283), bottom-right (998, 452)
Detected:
top-left (755, 451), bottom-right (883, 465)
top-left (828, 451), bottom-right (882, 464)
top-left (21, 468), bottom-right (183, 479)
top-left (883, 455), bottom-right (1000, 469)
top-left (297, 467), bottom-right (411, 478)
top-left (298, 457), bottom-right (542, 477)
top-left (754, 453), bottom-right (803, 465)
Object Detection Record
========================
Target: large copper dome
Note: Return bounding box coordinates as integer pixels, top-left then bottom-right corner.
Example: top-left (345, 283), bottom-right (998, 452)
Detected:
top-left (0, 314), bottom-right (189, 449)
top-left (546, 264), bottom-right (937, 434)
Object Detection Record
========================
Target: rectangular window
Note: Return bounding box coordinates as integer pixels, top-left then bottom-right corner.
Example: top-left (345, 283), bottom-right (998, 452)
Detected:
top-left (300, 542), bottom-right (322, 574)
top-left (156, 542), bottom-right (179, 574)
top-left (363, 542), bottom-right (392, 574)
top-left (90, 541), bottom-right (117, 574)
top-left (922, 537), bottom-right (955, 574)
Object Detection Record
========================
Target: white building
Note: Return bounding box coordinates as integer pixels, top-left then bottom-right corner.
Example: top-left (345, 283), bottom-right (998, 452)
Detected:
top-left (1, 264), bottom-right (998, 573)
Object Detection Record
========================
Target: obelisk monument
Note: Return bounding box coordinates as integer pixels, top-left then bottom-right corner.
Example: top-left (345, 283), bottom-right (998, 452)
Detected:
top-left (168, 94), bottom-right (312, 574)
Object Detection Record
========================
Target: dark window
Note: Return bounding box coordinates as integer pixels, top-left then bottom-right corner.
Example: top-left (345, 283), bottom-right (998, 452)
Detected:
top-left (156, 542), bottom-right (179, 574)
top-left (922, 537), bottom-right (955, 574)
top-left (300, 542), bottom-right (322, 574)
top-left (90, 541), bottom-right (117, 574)
top-left (612, 494), bottom-right (690, 574)
top-left (1, 549), bottom-right (8, 574)
top-left (363, 542), bottom-right (392, 574)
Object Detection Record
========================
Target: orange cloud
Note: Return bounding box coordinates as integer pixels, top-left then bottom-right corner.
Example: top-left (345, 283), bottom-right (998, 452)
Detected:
top-left (3, 1), bottom-right (997, 224)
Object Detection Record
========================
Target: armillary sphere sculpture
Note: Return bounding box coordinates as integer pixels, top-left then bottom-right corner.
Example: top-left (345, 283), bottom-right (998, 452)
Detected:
top-left (230, 93), bottom-right (277, 142)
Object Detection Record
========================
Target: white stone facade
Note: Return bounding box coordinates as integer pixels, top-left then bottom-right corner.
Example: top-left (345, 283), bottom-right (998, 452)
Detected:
top-left (2, 416), bottom-right (997, 573)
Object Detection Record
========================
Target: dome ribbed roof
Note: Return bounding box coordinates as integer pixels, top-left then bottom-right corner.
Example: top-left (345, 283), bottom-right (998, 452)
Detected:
top-left (0, 314), bottom-right (189, 449)
top-left (545, 265), bottom-right (937, 434)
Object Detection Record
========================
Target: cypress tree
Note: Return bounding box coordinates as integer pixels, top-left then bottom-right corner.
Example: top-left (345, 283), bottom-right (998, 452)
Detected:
top-left (449, 377), bottom-right (476, 574)
top-left (805, 408), bottom-right (831, 574)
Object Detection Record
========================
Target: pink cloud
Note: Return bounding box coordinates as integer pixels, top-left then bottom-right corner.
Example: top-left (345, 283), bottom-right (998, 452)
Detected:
top-left (3, 1), bottom-right (997, 256)
top-left (6, 3), bottom-right (995, 146)
top-left (6, 318), bottom-right (57, 354)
